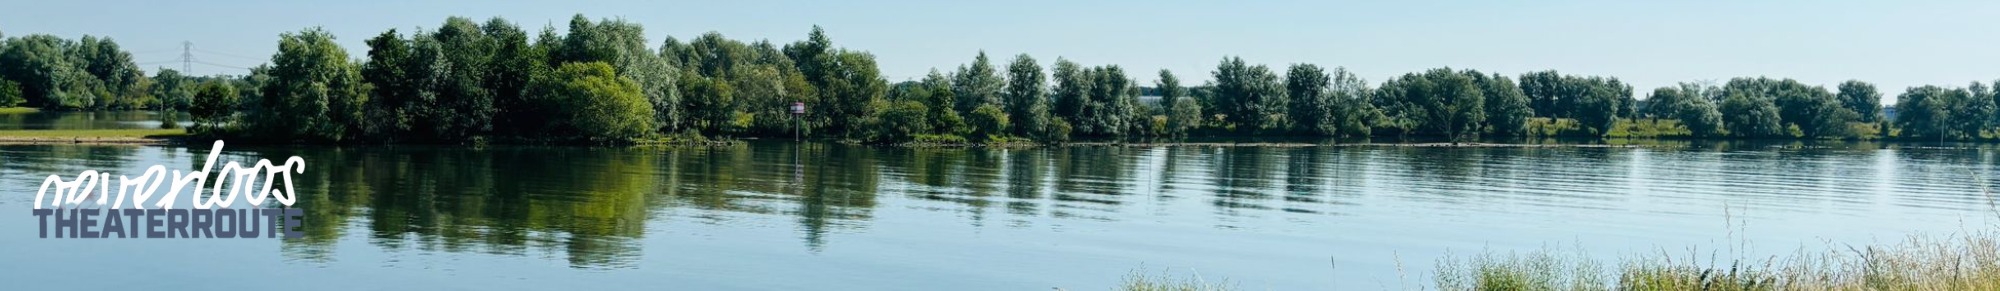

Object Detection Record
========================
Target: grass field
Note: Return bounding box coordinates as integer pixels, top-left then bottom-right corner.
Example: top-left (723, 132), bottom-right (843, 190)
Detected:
top-left (0, 107), bottom-right (40, 114)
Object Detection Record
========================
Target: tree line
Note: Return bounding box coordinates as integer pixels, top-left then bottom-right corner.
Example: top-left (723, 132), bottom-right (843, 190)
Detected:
top-left (2, 15), bottom-right (1995, 143)
top-left (0, 28), bottom-right (266, 123)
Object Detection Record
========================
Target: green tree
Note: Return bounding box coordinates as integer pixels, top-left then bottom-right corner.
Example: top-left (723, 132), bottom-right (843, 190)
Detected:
top-left (677, 74), bottom-right (737, 133)
top-left (0, 34), bottom-right (77, 108)
top-left (1647, 84), bottom-right (1724, 138)
top-left (1050, 58), bottom-right (1087, 129)
top-left (869, 100), bottom-right (929, 142)
top-left (1004, 54), bottom-right (1049, 138)
top-left (1775, 86), bottom-right (1857, 138)
top-left (1373, 68), bottom-right (1485, 141)
top-left (1326, 67), bottom-right (1376, 137)
top-left (1168, 96), bottom-right (1202, 137)
top-left (0, 79), bottom-right (21, 107)
top-left (75, 36), bottom-right (143, 109)
top-left (661, 32), bottom-right (813, 136)
top-left (1723, 77), bottom-right (1858, 138)
top-left (361, 29), bottom-right (418, 138)
top-left (254, 27), bottom-right (369, 141)
top-left (1954, 82), bottom-right (1997, 139)
top-left (553, 15), bottom-right (679, 133)
top-left (1476, 72), bottom-right (1531, 137)
top-left (823, 50), bottom-right (887, 138)
top-left (728, 62), bottom-right (802, 134)
top-left (419, 17), bottom-right (501, 140)
top-left (1519, 70), bottom-right (1563, 118)
top-left (907, 70), bottom-right (966, 135)
top-left (1158, 69), bottom-right (1200, 135)
top-left (484, 17), bottom-right (547, 137)
top-left (1893, 85), bottom-right (1963, 140)
top-left (1286, 63), bottom-right (1335, 135)
top-left (1212, 56), bottom-right (1285, 132)
top-left (528, 62), bottom-right (656, 140)
top-left (149, 69), bottom-right (194, 110)
top-left (784, 25), bottom-right (833, 86)
top-left (968, 103), bottom-right (1009, 139)
top-left (190, 80), bottom-right (238, 130)
top-left (1837, 80), bottom-right (1882, 122)
top-left (1517, 70), bottom-right (1627, 135)
top-left (784, 26), bottom-right (885, 138)
top-left (779, 28), bottom-right (881, 138)
top-left (1719, 92), bottom-right (1783, 138)
top-left (1573, 77), bottom-right (1629, 135)
top-left (1077, 64), bottom-right (1136, 136)
top-left (952, 51), bottom-right (1004, 113)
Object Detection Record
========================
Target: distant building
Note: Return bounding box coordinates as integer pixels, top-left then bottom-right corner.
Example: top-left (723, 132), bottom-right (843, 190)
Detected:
top-left (1882, 107), bottom-right (1897, 121)
top-left (1137, 95), bottom-right (1165, 106)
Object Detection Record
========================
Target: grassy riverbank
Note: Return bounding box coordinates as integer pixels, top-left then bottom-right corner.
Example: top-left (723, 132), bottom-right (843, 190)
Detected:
top-left (0, 128), bottom-right (188, 144)
top-left (0, 107), bottom-right (39, 114)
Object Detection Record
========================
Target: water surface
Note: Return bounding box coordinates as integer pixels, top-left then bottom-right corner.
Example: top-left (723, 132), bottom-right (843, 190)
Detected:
top-left (0, 141), bottom-right (1993, 290)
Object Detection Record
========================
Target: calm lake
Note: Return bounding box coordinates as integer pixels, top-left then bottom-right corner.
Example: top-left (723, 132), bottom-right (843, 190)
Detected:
top-left (1, 141), bottom-right (1994, 290)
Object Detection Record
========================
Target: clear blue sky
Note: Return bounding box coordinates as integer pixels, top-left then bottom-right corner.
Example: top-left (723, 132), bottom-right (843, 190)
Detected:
top-left (4, 0), bottom-right (1995, 101)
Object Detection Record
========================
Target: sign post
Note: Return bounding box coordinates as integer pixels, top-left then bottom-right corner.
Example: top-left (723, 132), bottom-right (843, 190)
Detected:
top-left (790, 102), bottom-right (806, 142)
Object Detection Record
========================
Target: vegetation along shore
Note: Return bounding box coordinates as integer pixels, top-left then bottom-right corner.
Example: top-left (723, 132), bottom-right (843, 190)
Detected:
top-left (1108, 231), bottom-right (1999, 291)
top-left (3, 14), bottom-right (1997, 146)
top-left (0, 128), bottom-right (185, 145)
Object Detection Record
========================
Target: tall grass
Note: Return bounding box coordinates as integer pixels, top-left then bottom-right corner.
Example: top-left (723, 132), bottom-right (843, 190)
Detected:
top-left (1432, 233), bottom-right (2000, 291)
top-left (1435, 247), bottom-right (1607, 291)
top-left (1114, 268), bottom-right (1235, 291)
top-left (1605, 119), bottom-right (1691, 138)
top-left (1525, 118), bottom-right (1691, 138)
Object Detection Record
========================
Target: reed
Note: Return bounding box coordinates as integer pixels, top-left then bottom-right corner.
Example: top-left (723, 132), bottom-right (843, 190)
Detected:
top-left (1115, 268), bottom-right (1236, 291)
top-left (1427, 233), bottom-right (1999, 291)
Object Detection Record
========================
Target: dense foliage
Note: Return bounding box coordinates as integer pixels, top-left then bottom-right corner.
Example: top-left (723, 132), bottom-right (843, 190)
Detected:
top-left (189, 80), bottom-right (236, 130)
top-left (7, 14), bottom-right (2000, 143)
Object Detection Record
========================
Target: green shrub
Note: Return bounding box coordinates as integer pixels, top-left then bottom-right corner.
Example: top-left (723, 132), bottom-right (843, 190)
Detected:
top-left (968, 104), bottom-right (1010, 138)
top-left (868, 100), bottom-right (930, 142)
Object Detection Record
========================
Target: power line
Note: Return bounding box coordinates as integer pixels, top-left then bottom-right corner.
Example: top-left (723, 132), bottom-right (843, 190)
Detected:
top-left (191, 60), bottom-right (251, 71)
top-left (191, 48), bottom-right (264, 61)
top-left (131, 42), bottom-right (256, 72)
top-left (127, 48), bottom-right (184, 54)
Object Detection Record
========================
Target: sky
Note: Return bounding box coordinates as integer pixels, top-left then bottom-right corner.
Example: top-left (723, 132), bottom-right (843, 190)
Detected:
top-left (3, 0), bottom-right (1996, 101)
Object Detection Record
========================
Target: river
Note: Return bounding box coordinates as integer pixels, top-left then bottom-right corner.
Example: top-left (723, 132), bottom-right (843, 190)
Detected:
top-left (0, 141), bottom-right (1992, 290)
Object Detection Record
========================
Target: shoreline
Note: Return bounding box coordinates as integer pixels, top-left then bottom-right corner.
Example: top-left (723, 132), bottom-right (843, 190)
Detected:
top-left (0, 137), bottom-right (1922, 149)
top-left (0, 129), bottom-right (191, 145)
top-left (0, 135), bottom-right (180, 145)
top-left (0, 131), bottom-right (1959, 149)
top-left (1059, 141), bottom-right (1668, 148)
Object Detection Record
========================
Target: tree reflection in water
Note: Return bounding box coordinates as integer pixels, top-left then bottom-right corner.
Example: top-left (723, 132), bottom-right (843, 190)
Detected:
top-left (91, 140), bottom-right (1969, 269)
